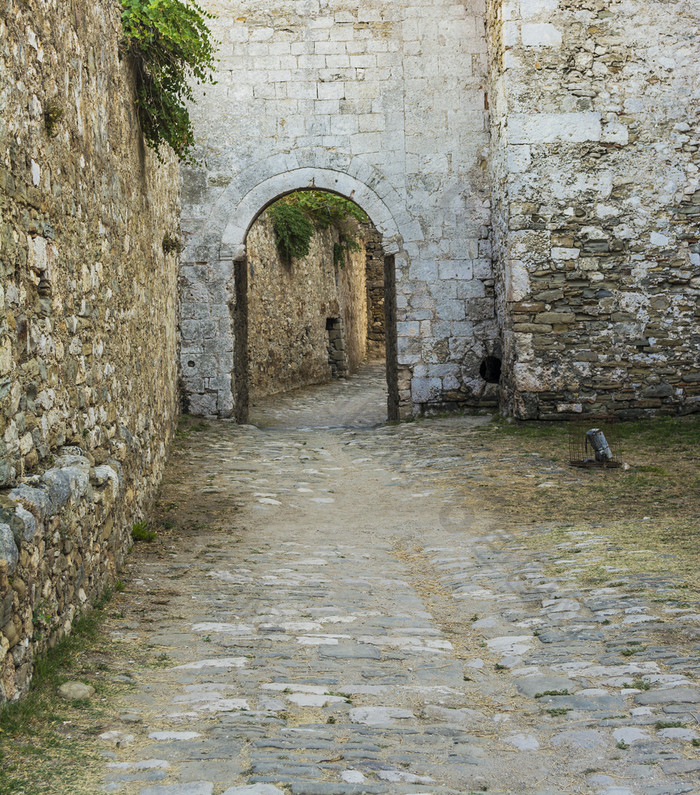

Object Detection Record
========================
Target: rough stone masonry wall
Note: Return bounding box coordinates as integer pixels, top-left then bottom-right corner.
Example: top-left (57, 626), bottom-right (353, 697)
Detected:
top-left (488, 0), bottom-right (700, 419)
top-left (180, 0), bottom-right (501, 417)
top-left (362, 222), bottom-right (386, 358)
top-left (247, 213), bottom-right (367, 400)
top-left (0, 0), bottom-right (180, 702)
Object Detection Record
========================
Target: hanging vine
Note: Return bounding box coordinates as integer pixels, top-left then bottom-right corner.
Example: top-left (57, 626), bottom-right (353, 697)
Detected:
top-left (267, 191), bottom-right (367, 265)
top-left (120, 0), bottom-right (217, 162)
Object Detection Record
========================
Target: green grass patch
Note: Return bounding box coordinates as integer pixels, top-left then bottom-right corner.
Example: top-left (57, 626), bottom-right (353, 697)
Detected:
top-left (0, 593), bottom-right (121, 794)
top-left (621, 646), bottom-right (647, 657)
top-left (534, 689), bottom-right (570, 698)
top-left (621, 679), bottom-right (651, 691)
top-left (655, 721), bottom-right (685, 730)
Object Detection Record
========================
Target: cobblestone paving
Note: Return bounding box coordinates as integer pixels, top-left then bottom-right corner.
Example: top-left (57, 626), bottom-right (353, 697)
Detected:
top-left (248, 360), bottom-right (388, 430)
top-left (100, 367), bottom-right (700, 795)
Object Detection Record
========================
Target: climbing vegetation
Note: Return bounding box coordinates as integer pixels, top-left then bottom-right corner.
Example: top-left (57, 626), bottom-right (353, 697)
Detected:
top-left (267, 200), bottom-right (316, 263)
top-left (267, 191), bottom-right (368, 265)
top-left (120, 0), bottom-right (217, 162)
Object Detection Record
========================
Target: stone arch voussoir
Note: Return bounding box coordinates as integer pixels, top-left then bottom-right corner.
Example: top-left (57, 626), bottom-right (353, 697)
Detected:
top-left (197, 151), bottom-right (411, 261)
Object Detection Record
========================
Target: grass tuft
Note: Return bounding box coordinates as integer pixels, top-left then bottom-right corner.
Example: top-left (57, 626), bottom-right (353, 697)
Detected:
top-left (131, 521), bottom-right (157, 542)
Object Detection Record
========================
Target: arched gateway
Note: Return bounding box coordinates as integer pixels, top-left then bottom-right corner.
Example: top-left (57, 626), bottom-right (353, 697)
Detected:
top-left (180, 159), bottom-right (406, 421)
top-left (179, 1), bottom-right (500, 420)
top-left (180, 0), bottom-right (700, 420)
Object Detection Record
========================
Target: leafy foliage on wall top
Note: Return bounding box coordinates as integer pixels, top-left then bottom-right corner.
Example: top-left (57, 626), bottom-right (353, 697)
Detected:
top-left (268, 191), bottom-right (368, 266)
top-left (121, 0), bottom-right (217, 162)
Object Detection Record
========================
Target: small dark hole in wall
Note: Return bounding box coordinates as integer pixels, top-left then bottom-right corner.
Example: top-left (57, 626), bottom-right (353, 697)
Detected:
top-left (480, 356), bottom-right (501, 383)
top-left (188, 360), bottom-right (195, 368)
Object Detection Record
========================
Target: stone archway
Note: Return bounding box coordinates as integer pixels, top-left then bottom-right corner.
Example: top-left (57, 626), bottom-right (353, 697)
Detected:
top-left (180, 161), bottom-right (406, 422)
top-left (218, 160), bottom-right (408, 260)
top-left (179, 2), bottom-right (504, 420)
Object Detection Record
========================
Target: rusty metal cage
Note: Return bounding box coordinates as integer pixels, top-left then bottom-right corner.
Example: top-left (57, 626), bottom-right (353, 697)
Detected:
top-left (568, 415), bottom-right (622, 469)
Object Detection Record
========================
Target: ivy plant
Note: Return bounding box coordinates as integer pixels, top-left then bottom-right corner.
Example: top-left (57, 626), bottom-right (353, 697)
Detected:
top-left (120, 0), bottom-right (217, 162)
top-left (267, 191), bottom-right (368, 265)
top-left (268, 201), bottom-right (316, 263)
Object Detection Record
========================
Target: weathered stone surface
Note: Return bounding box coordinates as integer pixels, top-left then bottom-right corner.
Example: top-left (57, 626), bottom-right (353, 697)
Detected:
top-left (99, 731), bottom-right (135, 748)
top-left (58, 681), bottom-right (95, 701)
top-left (140, 784), bottom-right (214, 795)
top-left (0, 525), bottom-right (18, 574)
top-left (0, 0), bottom-right (179, 704)
top-left (86, 379), bottom-right (700, 795)
top-left (514, 675), bottom-right (576, 698)
top-left (180, 0), bottom-right (500, 418)
top-left (488, 0), bottom-right (700, 419)
top-left (246, 215), bottom-right (371, 401)
top-left (635, 689), bottom-right (700, 706)
top-left (348, 707), bottom-right (415, 726)
top-left (178, 1), bottom-right (699, 420)
top-left (550, 729), bottom-right (609, 750)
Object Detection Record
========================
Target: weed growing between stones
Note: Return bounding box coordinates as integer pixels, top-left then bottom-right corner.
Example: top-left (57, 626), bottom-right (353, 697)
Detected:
top-left (162, 232), bottom-right (181, 254)
top-left (43, 105), bottom-right (63, 137)
top-left (622, 679), bottom-right (651, 691)
top-left (621, 645), bottom-right (647, 657)
top-left (544, 707), bottom-right (572, 717)
top-left (131, 520), bottom-right (157, 542)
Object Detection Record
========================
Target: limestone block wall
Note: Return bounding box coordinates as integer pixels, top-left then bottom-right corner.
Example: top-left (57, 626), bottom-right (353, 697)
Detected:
top-left (0, 0), bottom-right (180, 701)
top-left (180, 0), bottom-right (501, 417)
top-left (489, 0), bottom-right (700, 419)
top-left (247, 214), bottom-right (367, 400)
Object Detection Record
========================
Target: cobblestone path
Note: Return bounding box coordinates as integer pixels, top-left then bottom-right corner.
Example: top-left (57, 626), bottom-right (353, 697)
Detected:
top-left (100, 367), bottom-right (700, 795)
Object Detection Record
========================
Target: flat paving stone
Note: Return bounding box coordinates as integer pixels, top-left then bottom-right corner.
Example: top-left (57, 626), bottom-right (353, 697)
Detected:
top-left (635, 688), bottom-right (700, 705)
top-left (139, 784), bottom-right (213, 795)
top-left (92, 366), bottom-right (700, 794)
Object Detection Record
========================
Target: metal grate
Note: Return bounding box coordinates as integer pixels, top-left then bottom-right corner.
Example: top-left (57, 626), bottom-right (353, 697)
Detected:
top-left (568, 415), bottom-right (622, 469)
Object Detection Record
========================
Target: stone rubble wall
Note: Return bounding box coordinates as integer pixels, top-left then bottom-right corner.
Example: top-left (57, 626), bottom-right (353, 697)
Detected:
top-left (247, 214), bottom-right (367, 400)
top-left (180, 0), bottom-right (500, 417)
top-left (489, 0), bottom-right (700, 419)
top-left (362, 222), bottom-right (386, 358)
top-left (337, 228), bottom-right (369, 377)
top-left (0, 0), bottom-right (180, 701)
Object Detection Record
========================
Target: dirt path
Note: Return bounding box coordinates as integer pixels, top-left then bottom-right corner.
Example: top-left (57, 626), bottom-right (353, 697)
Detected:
top-left (89, 366), bottom-right (700, 795)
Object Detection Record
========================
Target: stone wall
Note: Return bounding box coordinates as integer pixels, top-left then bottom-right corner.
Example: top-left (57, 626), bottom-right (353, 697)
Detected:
top-left (247, 213), bottom-right (367, 400)
top-left (338, 230), bottom-right (369, 376)
top-left (489, 0), bottom-right (700, 419)
top-left (179, 0), bottom-right (699, 422)
top-left (363, 223), bottom-right (386, 358)
top-left (0, 0), bottom-right (180, 701)
top-left (180, 0), bottom-right (500, 417)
